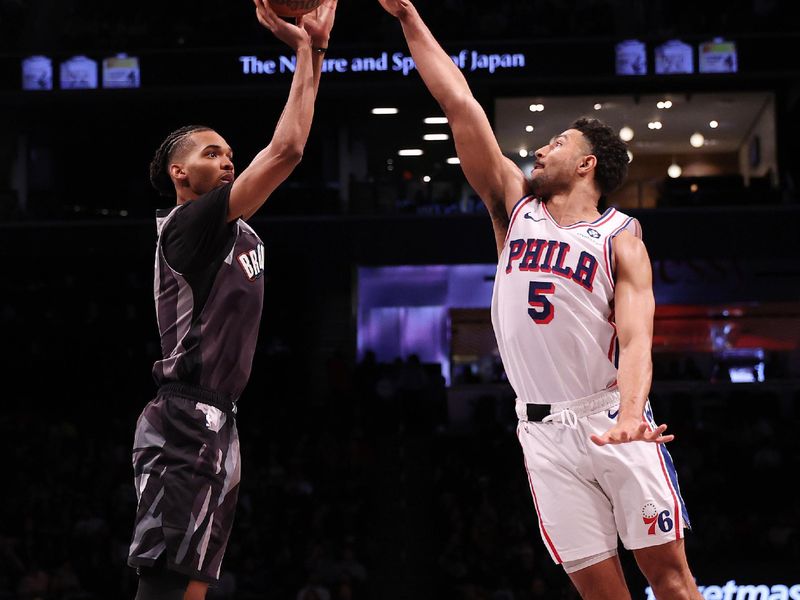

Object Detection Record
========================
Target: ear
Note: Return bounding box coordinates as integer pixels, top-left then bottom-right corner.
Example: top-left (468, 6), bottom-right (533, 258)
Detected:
top-left (577, 154), bottom-right (597, 175)
top-left (169, 163), bottom-right (187, 183)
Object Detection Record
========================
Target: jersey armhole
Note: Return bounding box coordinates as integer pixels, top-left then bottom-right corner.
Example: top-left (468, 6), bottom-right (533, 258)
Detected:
top-left (508, 194), bottom-right (535, 218)
top-left (157, 207), bottom-right (187, 277)
top-left (606, 217), bottom-right (641, 283)
top-left (504, 196), bottom-right (537, 245)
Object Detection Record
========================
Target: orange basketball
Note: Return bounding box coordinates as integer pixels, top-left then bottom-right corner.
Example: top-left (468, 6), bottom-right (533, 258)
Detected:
top-left (268, 0), bottom-right (324, 17)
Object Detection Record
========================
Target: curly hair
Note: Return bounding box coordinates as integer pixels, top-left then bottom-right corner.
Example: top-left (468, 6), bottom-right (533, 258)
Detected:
top-left (570, 117), bottom-right (629, 196)
top-left (149, 125), bottom-right (213, 196)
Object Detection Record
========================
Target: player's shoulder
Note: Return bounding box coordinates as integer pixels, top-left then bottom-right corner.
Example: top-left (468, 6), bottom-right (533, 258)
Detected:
top-left (156, 204), bottom-right (182, 236)
top-left (611, 229), bottom-right (650, 275)
top-left (604, 209), bottom-right (642, 240)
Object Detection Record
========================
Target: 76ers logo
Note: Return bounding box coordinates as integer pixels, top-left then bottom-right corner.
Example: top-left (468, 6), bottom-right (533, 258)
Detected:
top-left (642, 502), bottom-right (674, 535)
top-left (237, 243), bottom-right (265, 281)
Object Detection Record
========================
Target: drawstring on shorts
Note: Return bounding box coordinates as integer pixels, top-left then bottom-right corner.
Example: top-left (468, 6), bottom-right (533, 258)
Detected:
top-left (542, 407), bottom-right (579, 429)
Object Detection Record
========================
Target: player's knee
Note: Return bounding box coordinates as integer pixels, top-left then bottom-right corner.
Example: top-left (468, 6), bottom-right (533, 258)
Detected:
top-left (135, 567), bottom-right (189, 600)
top-left (640, 562), bottom-right (696, 598)
top-left (646, 575), bottom-right (696, 600)
top-left (184, 580), bottom-right (210, 600)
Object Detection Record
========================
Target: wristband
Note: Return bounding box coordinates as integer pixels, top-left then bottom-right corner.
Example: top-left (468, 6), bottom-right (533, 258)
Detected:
top-left (313, 47), bottom-right (327, 54)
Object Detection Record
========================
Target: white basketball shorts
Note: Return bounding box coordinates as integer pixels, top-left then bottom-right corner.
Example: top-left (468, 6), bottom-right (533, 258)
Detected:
top-left (515, 387), bottom-right (691, 565)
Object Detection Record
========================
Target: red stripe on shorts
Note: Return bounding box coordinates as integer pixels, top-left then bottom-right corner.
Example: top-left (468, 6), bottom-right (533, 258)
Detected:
top-left (517, 427), bottom-right (562, 562)
top-left (645, 415), bottom-right (682, 541)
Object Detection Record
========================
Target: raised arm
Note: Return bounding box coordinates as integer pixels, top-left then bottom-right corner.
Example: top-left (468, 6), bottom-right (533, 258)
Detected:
top-left (231, 0), bottom-right (337, 222)
top-left (591, 232), bottom-right (673, 446)
top-left (303, 0), bottom-right (337, 94)
top-left (379, 0), bottom-right (526, 254)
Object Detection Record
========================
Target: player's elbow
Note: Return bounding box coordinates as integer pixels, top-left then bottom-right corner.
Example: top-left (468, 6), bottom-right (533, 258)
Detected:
top-left (440, 92), bottom-right (475, 119)
top-left (618, 334), bottom-right (652, 360)
top-left (275, 143), bottom-right (304, 167)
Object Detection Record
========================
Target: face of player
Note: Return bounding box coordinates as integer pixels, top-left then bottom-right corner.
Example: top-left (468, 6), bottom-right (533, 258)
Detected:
top-left (529, 129), bottom-right (591, 197)
top-left (171, 130), bottom-right (235, 198)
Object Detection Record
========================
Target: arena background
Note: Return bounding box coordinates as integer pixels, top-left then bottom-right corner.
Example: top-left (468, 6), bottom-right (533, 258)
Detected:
top-left (1, 1), bottom-right (799, 598)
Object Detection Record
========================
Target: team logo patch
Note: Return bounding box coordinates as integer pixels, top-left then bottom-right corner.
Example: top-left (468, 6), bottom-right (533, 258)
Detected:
top-left (642, 502), bottom-right (674, 535)
top-left (237, 243), bottom-right (265, 281)
top-left (587, 228), bottom-right (601, 238)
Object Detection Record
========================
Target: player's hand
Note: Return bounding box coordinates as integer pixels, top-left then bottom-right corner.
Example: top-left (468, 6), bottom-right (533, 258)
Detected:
top-left (254, 0), bottom-right (311, 51)
top-left (590, 416), bottom-right (674, 446)
top-left (378, 0), bottom-right (413, 19)
top-left (302, 0), bottom-right (338, 48)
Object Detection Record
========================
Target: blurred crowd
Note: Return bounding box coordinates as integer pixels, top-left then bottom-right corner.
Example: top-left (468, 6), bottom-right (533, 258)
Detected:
top-left (0, 321), bottom-right (797, 599)
top-left (1, 224), bottom-right (798, 599)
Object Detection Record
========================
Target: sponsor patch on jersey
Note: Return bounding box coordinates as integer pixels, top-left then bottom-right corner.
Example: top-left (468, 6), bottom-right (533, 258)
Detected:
top-left (237, 243), bottom-right (265, 281)
top-left (576, 228), bottom-right (604, 244)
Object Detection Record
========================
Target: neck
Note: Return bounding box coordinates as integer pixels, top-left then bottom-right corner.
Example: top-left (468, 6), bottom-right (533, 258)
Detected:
top-left (175, 188), bottom-right (200, 205)
top-left (543, 189), bottom-right (602, 226)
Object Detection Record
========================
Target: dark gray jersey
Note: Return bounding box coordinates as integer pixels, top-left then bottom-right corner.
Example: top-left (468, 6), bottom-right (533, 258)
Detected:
top-left (152, 186), bottom-right (265, 399)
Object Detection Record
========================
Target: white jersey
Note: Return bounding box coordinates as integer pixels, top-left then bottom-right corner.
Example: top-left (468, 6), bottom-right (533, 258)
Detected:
top-left (491, 196), bottom-right (641, 406)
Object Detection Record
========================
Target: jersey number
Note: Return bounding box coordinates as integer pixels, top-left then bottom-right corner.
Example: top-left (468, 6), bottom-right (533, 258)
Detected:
top-left (528, 281), bottom-right (555, 324)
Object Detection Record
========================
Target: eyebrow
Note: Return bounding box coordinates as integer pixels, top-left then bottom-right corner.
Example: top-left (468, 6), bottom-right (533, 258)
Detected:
top-left (549, 134), bottom-right (567, 145)
top-left (201, 144), bottom-right (233, 154)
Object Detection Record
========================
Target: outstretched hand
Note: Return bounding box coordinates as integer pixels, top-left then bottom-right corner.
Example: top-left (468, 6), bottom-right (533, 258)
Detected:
top-left (590, 417), bottom-right (674, 447)
top-left (253, 0), bottom-right (310, 51)
top-left (302, 0), bottom-right (338, 48)
top-left (377, 0), bottom-right (413, 19)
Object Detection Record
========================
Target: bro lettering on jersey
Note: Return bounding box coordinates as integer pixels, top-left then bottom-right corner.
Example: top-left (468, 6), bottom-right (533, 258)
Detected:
top-left (504, 238), bottom-right (599, 292)
top-left (237, 243), bottom-right (265, 281)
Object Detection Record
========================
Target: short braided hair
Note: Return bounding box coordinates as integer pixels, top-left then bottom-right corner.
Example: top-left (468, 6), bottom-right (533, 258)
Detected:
top-left (570, 117), bottom-right (629, 196)
top-left (149, 125), bottom-right (213, 196)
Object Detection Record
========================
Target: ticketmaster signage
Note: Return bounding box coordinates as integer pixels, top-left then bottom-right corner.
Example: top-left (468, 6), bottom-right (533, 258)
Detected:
top-left (239, 50), bottom-right (526, 77)
top-left (646, 581), bottom-right (800, 600)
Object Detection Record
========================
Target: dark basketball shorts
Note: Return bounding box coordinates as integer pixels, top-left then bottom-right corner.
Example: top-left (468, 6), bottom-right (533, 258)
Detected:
top-left (128, 385), bottom-right (240, 583)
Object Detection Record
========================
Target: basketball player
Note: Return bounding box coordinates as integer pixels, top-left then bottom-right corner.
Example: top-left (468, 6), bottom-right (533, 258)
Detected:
top-left (378, 1), bottom-right (702, 598)
top-left (127, 1), bottom-right (337, 599)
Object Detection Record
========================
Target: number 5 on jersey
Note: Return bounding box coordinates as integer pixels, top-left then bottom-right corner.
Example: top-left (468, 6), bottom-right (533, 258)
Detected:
top-left (528, 281), bottom-right (555, 324)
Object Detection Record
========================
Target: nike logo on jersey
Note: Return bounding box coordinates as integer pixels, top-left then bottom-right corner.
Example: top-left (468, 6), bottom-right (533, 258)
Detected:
top-left (608, 408), bottom-right (619, 420)
top-left (237, 243), bottom-right (265, 281)
top-left (505, 238), bottom-right (599, 292)
top-left (524, 213), bottom-right (546, 222)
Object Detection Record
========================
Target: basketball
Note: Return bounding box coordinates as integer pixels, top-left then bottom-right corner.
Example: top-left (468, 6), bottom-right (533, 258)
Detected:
top-left (268, 0), bottom-right (324, 17)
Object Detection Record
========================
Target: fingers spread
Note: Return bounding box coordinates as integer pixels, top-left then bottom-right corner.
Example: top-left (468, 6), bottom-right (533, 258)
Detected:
top-left (589, 421), bottom-right (675, 446)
